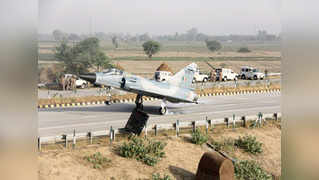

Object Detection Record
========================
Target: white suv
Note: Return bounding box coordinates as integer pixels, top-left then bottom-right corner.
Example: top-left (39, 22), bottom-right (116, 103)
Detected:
top-left (240, 66), bottom-right (265, 80)
top-left (215, 68), bottom-right (238, 81)
top-left (193, 70), bottom-right (209, 83)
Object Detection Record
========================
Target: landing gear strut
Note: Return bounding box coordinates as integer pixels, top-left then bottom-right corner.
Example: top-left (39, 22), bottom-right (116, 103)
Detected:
top-left (159, 100), bottom-right (168, 115)
top-left (135, 94), bottom-right (143, 110)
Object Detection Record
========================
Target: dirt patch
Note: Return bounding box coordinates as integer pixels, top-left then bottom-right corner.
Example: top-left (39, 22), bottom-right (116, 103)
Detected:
top-left (38, 124), bottom-right (281, 179)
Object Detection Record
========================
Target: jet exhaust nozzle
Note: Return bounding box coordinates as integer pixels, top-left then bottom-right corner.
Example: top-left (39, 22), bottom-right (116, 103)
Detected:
top-left (79, 73), bottom-right (96, 84)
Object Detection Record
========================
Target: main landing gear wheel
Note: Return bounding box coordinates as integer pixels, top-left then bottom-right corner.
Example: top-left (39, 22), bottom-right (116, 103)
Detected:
top-left (159, 107), bottom-right (167, 115)
top-left (135, 94), bottom-right (144, 111)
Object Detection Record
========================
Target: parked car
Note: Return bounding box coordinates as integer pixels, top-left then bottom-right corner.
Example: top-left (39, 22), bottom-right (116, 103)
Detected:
top-left (215, 68), bottom-right (238, 81)
top-left (64, 74), bottom-right (89, 88)
top-left (192, 70), bottom-right (209, 83)
top-left (239, 66), bottom-right (265, 80)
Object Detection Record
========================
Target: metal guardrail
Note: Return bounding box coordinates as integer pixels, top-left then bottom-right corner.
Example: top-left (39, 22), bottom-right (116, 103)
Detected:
top-left (37, 112), bottom-right (281, 150)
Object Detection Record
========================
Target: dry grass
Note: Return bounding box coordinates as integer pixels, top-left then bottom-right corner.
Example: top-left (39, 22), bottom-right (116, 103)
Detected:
top-left (38, 122), bottom-right (281, 180)
top-left (209, 122), bottom-right (281, 177)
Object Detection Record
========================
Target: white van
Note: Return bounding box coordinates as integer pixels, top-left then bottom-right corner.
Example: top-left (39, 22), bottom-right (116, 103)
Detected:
top-left (215, 68), bottom-right (238, 81)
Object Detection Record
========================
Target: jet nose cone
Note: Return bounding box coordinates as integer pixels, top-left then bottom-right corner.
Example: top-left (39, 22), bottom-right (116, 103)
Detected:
top-left (79, 73), bottom-right (96, 84)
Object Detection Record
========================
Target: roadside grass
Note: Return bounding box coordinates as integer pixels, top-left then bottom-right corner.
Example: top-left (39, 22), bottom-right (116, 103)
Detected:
top-left (211, 137), bottom-right (235, 152)
top-left (118, 135), bottom-right (167, 166)
top-left (84, 152), bottom-right (111, 169)
top-left (234, 135), bottom-right (263, 155)
top-left (234, 160), bottom-right (272, 180)
top-left (152, 173), bottom-right (172, 180)
top-left (191, 128), bottom-right (208, 145)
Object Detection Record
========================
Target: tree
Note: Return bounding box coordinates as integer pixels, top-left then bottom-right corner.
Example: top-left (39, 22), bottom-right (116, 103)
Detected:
top-left (52, 29), bottom-right (67, 42)
top-left (73, 37), bottom-right (110, 72)
top-left (139, 33), bottom-right (151, 41)
top-left (68, 33), bottom-right (80, 42)
top-left (186, 28), bottom-right (198, 41)
top-left (94, 51), bottom-right (110, 72)
top-left (112, 36), bottom-right (119, 49)
top-left (55, 37), bottom-right (111, 74)
top-left (205, 40), bottom-right (222, 52)
top-left (54, 40), bottom-right (78, 74)
top-left (142, 40), bottom-right (161, 59)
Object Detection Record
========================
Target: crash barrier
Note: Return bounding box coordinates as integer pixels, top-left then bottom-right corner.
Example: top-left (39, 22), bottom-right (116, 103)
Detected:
top-left (38, 88), bottom-right (281, 109)
top-left (37, 112), bottom-right (281, 151)
top-left (192, 78), bottom-right (280, 89)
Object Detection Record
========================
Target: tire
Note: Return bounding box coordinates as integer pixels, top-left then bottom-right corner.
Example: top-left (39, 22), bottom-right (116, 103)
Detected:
top-left (159, 107), bottom-right (167, 115)
top-left (203, 78), bottom-right (208, 82)
top-left (241, 75), bottom-right (246, 80)
top-left (81, 84), bottom-right (86, 89)
top-left (105, 101), bottom-right (111, 105)
top-left (254, 75), bottom-right (258, 80)
top-left (234, 77), bottom-right (238, 81)
top-left (192, 78), bottom-right (196, 83)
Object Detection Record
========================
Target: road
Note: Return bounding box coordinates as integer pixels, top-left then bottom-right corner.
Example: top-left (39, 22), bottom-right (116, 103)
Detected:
top-left (38, 92), bottom-right (281, 137)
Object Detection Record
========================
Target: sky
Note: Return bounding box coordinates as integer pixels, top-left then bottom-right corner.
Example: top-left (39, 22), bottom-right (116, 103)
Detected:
top-left (39, 0), bottom-right (281, 35)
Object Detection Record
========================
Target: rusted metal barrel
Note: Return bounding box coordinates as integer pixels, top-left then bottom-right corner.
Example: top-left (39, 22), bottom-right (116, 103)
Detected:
top-left (196, 152), bottom-right (234, 180)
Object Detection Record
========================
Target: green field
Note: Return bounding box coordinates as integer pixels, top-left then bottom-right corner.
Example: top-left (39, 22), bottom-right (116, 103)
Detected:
top-left (38, 40), bottom-right (281, 61)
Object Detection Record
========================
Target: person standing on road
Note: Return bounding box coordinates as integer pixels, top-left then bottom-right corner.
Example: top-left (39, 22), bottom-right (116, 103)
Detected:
top-left (60, 75), bottom-right (66, 91)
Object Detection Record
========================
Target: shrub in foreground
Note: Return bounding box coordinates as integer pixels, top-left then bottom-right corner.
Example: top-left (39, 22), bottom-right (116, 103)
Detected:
top-left (234, 135), bottom-right (263, 154)
top-left (234, 160), bottom-right (271, 180)
top-left (191, 128), bottom-right (208, 145)
top-left (152, 173), bottom-right (172, 180)
top-left (119, 136), bottom-right (166, 166)
top-left (211, 137), bottom-right (235, 152)
top-left (84, 152), bottom-right (111, 169)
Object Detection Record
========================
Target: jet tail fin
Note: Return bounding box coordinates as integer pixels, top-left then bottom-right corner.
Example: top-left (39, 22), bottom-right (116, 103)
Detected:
top-left (168, 63), bottom-right (197, 89)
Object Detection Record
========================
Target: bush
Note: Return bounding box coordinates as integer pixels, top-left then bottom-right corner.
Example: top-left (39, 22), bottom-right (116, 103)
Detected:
top-left (211, 138), bottom-right (235, 152)
top-left (234, 160), bottom-right (271, 180)
top-left (118, 136), bottom-right (166, 166)
top-left (142, 40), bottom-right (161, 58)
top-left (84, 152), bottom-right (111, 169)
top-left (238, 47), bottom-right (251, 53)
top-left (234, 135), bottom-right (263, 154)
top-left (191, 128), bottom-right (208, 145)
top-left (152, 173), bottom-right (172, 180)
top-left (205, 40), bottom-right (222, 52)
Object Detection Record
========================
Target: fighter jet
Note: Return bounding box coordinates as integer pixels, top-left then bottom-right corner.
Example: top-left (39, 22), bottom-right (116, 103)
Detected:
top-left (80, 63), bottom-right (199, 115)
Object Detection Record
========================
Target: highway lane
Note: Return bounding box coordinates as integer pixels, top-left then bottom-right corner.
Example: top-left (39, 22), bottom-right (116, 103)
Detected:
top-left (38, 92), bottom-right (280, 137)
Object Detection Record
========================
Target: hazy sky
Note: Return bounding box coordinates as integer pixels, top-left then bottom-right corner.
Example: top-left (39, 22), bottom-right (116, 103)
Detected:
top-left (39, 0), bottom-right (281, 35)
